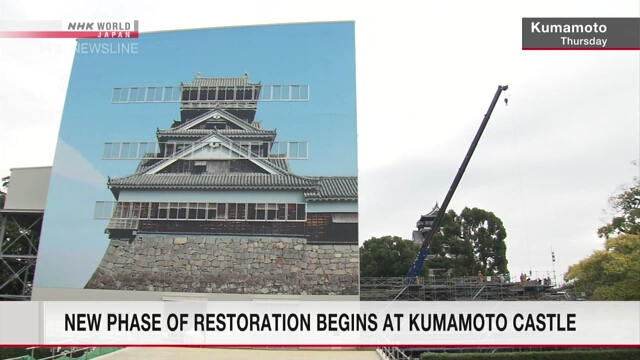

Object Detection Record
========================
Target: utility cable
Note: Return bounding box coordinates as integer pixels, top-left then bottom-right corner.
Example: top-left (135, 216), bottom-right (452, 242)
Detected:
top-left (507, 92), bottom-right (533, 273)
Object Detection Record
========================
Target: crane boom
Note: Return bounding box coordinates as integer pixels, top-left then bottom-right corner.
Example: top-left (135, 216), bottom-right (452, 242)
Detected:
top-left (406, 85), bottom-right (509, 282)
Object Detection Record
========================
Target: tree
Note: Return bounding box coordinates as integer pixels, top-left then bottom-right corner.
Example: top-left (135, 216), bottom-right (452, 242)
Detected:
top-left (597, 177), bottom-right (640, 239)
top-left (564, 234), bottom-right (640, 300)
top-left (425, 209), bottom-right (476, 277)
top-left (426, 207), bottom-right (509, 277)
top-left (359, 207), bottom-right (509, 278)
top-left (460, 207), bottom-right (509, 275)
top-left (565, 174), bottom-right (640, 300)
top-left (359, 236), bottom-right (423, 278)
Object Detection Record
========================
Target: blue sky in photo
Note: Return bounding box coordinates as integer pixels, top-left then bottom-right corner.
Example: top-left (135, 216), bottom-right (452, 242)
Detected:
top-left (34, 22), bottom-right (357, 288)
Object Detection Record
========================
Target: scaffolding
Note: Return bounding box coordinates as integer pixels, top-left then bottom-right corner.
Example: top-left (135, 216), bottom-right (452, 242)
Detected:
top-left (360, 275), bottom-right (577, 302)
top-left (0, 209), bottom-right (43, 300)
top-left (367, 275), bottom-right (582, 359)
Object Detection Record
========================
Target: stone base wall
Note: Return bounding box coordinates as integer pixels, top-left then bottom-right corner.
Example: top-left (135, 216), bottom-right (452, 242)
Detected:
top-left (85, 236), bottom-right (359, 295)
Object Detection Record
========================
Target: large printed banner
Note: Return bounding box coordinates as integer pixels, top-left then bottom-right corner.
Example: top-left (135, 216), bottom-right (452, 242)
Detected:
top-left (1, 301), bottom-right (639, 346)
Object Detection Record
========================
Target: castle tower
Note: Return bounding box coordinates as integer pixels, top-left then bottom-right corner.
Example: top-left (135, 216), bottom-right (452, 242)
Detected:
top-left (413, 203), bottom-right (439, 244)
top-left (89, 74), bottom-right (359, 296)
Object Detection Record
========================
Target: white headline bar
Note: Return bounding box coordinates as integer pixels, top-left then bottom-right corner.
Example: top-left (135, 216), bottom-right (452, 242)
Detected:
top-left (0, 301), bottom-right (638, 346)
top-left (0, 20), bottom-right (61, 31)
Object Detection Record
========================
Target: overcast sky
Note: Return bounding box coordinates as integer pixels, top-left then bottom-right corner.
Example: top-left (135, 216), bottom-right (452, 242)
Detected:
top-left (1, 0), bottom-right (638, 284)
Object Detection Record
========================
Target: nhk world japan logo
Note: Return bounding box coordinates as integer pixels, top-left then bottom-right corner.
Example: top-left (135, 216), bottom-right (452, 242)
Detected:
top-left (0, 20), bottom-right (139, 39)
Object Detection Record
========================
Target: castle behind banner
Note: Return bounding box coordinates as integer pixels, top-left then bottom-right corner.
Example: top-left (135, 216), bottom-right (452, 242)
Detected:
top-left (87, 72), bottom-right (358, 295)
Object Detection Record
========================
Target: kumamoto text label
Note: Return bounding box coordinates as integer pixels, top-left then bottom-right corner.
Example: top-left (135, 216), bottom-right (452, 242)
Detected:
top-left (522, 17), bottom-right (640, 50)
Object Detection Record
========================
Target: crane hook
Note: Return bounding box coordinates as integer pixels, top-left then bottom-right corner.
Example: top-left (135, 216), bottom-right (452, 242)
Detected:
top-left (504, 98), bottom-right (509, 106)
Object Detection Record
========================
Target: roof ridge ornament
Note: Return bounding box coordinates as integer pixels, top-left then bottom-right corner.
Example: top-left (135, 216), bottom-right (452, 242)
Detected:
top-left (195, 72), bottom-right (201, 78)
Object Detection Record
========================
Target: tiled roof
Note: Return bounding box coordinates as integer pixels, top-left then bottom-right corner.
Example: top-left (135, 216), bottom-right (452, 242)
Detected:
top-left (424, 203), bottom-right (439, 217)
top-left (108, 173), bottom-right (318, 190)
top-left (183, 76), bottom-right (260, 88)
top-left (140, 130), bottom-right (291, 175)
top-left (332, 213), bottom-right (358, 223)
top-left (265, 158), bottom-right (291, 173)
top-left (156, 129), bottom-right (276, 137)
top-left (304, 176), bottom-right (358, 201)
top-left (135, 158), bottom-right (291, 175)
top-left (108, 173), bottom-right (358, 201)
top-left (173, 109), bottom-right (262, 132)
top-left (214, 130), bottom-right (291, 174)
top-left (223, 128), bottom-right (274, 136)
top-left (135, 156), bottom-right (161, 173)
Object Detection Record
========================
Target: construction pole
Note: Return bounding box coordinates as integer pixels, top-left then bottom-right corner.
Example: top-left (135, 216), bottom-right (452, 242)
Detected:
top-left (551, 247), bottom-right (557, 288)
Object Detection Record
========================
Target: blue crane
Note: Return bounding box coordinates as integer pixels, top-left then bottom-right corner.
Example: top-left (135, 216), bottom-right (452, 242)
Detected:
top-left (405, 85), bottom-right (509, 284)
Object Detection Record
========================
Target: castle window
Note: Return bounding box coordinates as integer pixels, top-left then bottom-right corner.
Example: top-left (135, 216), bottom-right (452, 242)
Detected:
top-left (196, 203), bottom-right (207, 219)
top-left (229, 87), bottom-right (236, 100)
top-left (216, 87), bottom-right (224, 100)
top-left (206, 203), bottom-right (217, 220)
top-left (158, 203), bottom-right (169, 219)
top-left (227, 203), bottom-right (247, 221)
top-left (198, 88), bottom-right (208, 101)
top-left (237, 203), bottom-right (247, 220)
top-left (188, 203), bottom-right (206, 220)
top-left (165, 160), bottom-right (195, 174)
top-left (297, 204), bottom-right (306, 221)
top-left (174, 142), bottom-right (188, 154)
top-left (130, 202), bottom-right (142, 219)
top-left (164, 143), bottom-right (176, 157)
top-left (286, 203), bottom-right (296, 221)
top-left (285, 203), bottom-right (307, 221)
top-left (227, 203), bottom-right (237, 220)
top-left (149, 203), bottom-right (159, 219)
top-left (207, 87), bottom-right (217, 100)
top-left (255, 203), bottom-right (266, 220)
top-left (266, 203), bottom-right (277, 220)
top-left (217, 203), bottom-right (227, 219)
top-left (139, 202), bottom-right (150, 219)
top-left (132, 202), bottom-right (307, 222)
top-left (168, 202), bottom-right (180, 219)
top-left (177, 203), bottom-right (188, 219)
top-left (247, 204), bottom-right (257, 220)
top-left (112, 203), bottom-right (122, 218)
top-left (277, 204), bottom-right (286, 221)
top-left (236, 87), bottom-right (254, 101)
top-left (119, 202), bottom-right (131, 218)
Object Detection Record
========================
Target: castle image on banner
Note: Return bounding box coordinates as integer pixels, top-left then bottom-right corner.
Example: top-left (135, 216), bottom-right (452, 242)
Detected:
top-left (87, 73), bottom-right (359, 296)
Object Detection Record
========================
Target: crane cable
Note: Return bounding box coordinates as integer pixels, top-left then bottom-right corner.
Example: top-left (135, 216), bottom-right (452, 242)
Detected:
top-left (506, 92), bottom-right (533, 273)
